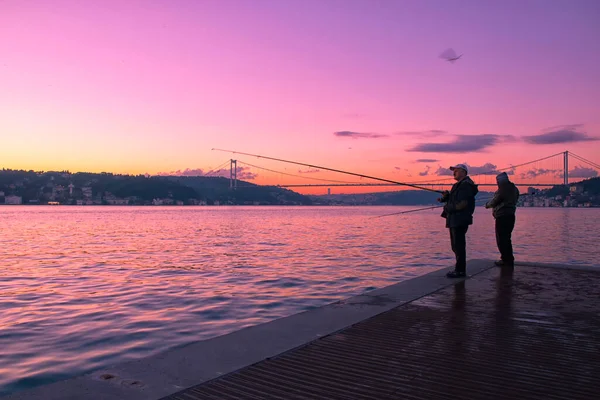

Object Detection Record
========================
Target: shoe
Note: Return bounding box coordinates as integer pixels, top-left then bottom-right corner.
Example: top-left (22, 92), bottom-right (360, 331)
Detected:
top-left (494, 260), bottom-right (514, 268)
top-left (446, 270), bottom-right (466, 278)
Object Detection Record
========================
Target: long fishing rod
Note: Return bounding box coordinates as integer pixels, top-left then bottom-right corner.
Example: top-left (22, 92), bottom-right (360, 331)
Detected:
top-left (212, 148), bottom-right (445, 194)
top-left (371, 193), bottom-right (533, 219)
top-left (370, 195), bottom-right (499, 219)
top-left (370, 203), bottom-right (451, 219)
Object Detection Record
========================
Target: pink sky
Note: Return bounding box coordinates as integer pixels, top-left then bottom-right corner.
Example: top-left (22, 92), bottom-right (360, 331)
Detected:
top-left (1, 0), bottom-right (599, 193)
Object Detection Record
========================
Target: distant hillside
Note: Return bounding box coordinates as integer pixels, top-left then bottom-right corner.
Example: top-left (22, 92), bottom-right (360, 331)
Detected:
top-left (0, 169), bottom-right (312, 205)
top-left (166, 176), bottom-right (312, 205)
top-left (540, 176), bottom-right (600, 197)
top-left (5, 167), bottom-right (596, 206)
top-left (524, 176), bottom-right (600, 207)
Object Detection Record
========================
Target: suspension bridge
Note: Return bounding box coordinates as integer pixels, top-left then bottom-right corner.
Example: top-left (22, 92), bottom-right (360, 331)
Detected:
top-left (205, 150), bottom-right (599, 193)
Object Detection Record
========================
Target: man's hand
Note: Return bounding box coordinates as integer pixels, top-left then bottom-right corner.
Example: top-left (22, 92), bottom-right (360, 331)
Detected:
top-left (437, 190), bottom-right (449, 203)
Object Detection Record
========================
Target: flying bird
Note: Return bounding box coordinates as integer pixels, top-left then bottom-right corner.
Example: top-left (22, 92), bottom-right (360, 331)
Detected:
top-left (440, 48), bottom-right (463, 63)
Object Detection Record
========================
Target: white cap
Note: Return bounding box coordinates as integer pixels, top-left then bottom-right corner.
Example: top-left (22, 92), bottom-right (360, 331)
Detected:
top-left (449, 164), bottom-right (468, 173)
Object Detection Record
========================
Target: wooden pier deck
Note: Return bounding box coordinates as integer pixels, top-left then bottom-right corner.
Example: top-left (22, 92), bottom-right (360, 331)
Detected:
top-left (163, 265), bottom-right (600, 400)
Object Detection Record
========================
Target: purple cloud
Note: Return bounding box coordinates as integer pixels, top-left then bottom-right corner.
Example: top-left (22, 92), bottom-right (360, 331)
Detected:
top-left (158, 166), bottom-right (258, 180)
top-left (298, 168), bottom-right (320, 174)
top-left (568, 166), bottom-right (598, 178)
top-left (408, 134), bottom-right (501, 153)
top-left (468, 163), bottom-right (514, 176)
top-left (433, 162), bottom-right (514, 177)
top-left (157, 168), bottom-right (205, 177)
top-left (419, 166), bottom-right (431, 176)
top-left (415, 158), bottom-right (439, 163)
top-left (520, 168), bottom-right (560, 179)
top-left (523, 125), bottom-right (598, 144)
top-left (393, 167), bottom-right (412, 176)
top-left (434, 166), bottom-right (454, 176)
top-left (333, 131), bottom-right (388, 139)
top-left (222, 166), bottom-right (258, 180)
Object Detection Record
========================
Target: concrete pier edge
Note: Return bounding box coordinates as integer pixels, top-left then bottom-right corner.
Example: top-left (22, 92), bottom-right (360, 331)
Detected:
top-left (3, 259), bottom-right (599, 400)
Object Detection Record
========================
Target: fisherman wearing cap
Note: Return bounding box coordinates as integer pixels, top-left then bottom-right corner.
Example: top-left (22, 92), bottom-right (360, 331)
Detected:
top-left (485, 172), bottom-right (520, 268)
top-left (438, 164), bottom-right (479, 278)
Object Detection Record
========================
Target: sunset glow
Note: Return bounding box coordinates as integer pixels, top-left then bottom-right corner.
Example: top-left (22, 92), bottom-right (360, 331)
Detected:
top-left (1, 0), bottom-right (599, 194)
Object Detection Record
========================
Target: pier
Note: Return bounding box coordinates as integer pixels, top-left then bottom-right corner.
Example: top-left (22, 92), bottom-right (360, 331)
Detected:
top-left (4, 260), bottom-right (600, 400)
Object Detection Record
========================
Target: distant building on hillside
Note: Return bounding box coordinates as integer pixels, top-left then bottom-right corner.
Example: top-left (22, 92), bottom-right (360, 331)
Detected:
top-left (570, 185), bottom-right (584, 194)
top-left (5, 195), bottom-right (22, 205)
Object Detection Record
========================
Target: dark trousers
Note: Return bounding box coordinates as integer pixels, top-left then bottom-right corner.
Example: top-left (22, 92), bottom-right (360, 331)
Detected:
top-left (495, 215), bottom-right (515, 264)
top-left (449, 226), bottom-right (469, 272)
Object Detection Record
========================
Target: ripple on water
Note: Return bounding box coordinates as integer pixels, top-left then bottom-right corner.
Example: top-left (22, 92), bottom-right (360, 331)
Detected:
top-left (0, 206), bottom-right (598, 396)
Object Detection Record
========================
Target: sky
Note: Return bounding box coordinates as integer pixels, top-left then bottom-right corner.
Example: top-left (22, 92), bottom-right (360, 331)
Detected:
top-left (1, 0), bottom-right (599, 193)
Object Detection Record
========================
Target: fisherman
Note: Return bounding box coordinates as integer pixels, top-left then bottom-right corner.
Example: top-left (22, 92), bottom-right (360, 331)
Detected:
top-left (485, 172), bottom-right (520, 268)
top-left (438, 164), bottom-right (479, 278)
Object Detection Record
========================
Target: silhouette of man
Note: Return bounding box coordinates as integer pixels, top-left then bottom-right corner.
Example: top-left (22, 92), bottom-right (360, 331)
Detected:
top-left (486, 172), bottom-right (520, 267)
top-left (438, 164), bottom-right (479, 278)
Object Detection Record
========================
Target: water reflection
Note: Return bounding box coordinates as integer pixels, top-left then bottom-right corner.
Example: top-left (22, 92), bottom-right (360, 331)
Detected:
top-left (0, 206), bottom-right (598, 395)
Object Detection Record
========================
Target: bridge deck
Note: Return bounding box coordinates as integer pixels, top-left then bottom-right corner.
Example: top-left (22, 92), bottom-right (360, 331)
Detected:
top-left (163, 266), bottom-right (600, 400)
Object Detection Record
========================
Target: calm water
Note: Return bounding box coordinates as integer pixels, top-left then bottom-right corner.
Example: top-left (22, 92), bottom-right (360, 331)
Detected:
top-left (1, 206), bottom-right (599, 395)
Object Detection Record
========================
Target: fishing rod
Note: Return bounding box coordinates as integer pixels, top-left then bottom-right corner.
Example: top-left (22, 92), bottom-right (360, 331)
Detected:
top-left (370, 195), bottom-right (498, 219)
top-left (211, 148), bottom-right (445, 194)
top-left (370, 203), bottom-right (451, 219)
top-left (371, 193), bottom-right (533, 219)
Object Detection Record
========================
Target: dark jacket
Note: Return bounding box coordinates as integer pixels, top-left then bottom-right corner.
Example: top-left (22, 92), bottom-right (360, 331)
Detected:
top-left (440, 176), bottom-right (479, 228)
top-left (486, 182), bottom-right (520, 219)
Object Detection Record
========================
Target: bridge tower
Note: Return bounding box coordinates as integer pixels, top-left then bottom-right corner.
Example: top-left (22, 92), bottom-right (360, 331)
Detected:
top-left (230, 159), bottom-right (237, 190)
top-left (564, 151), bottom-right (569, 185)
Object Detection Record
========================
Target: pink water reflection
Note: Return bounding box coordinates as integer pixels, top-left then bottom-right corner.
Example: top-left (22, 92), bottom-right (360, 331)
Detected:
top-left (0, 206), bottom-right (598, 395)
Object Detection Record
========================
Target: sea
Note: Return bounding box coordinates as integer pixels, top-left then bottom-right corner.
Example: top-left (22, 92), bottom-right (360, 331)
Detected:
top-left (1, 205), bottom-right (599, 396)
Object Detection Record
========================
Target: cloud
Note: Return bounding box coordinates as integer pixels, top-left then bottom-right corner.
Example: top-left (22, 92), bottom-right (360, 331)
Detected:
top-left (298, 168), bottom-right (320, 174)
top-left (418, 166), bottom-right (431, 176)
top-left (408, 134), bottom-right (502, 153)
top-left (568, 166), bottom-right (598, 178)
top-left (334, 124), bottom-right (595, 153)
top-left (434, 166), bottom-right (454, 176)
top-left (467, 163), bottom-right (515, 176)
top-left (157, 168), bottom-right (205, 177)
top-left (415, 158), bottom-right (439, 163)
top-left (523, 125), bottom-right (598, 144)
top-left (520, 168), bottom-right (559, 179)
top-left (394, 167), bottom-right (412, 176)
top-left (221, 166), bottom-right (258, 180)
top-left (334, 128), bottom-right (446, 141)
top-left (157, 166), bottom-right (258, 180)
top-left (433, 162), bottom-right (514, 177)
top-left (333, 131), bottom-right (388, 139)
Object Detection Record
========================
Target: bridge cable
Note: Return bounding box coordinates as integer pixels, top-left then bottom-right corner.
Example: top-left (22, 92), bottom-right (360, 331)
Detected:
top-left (236, 160), bottom-right (362, 184)
top-left (404, 151), bottom-right (566, 185)
top-left (212, 148), bottom-right (445, 194)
